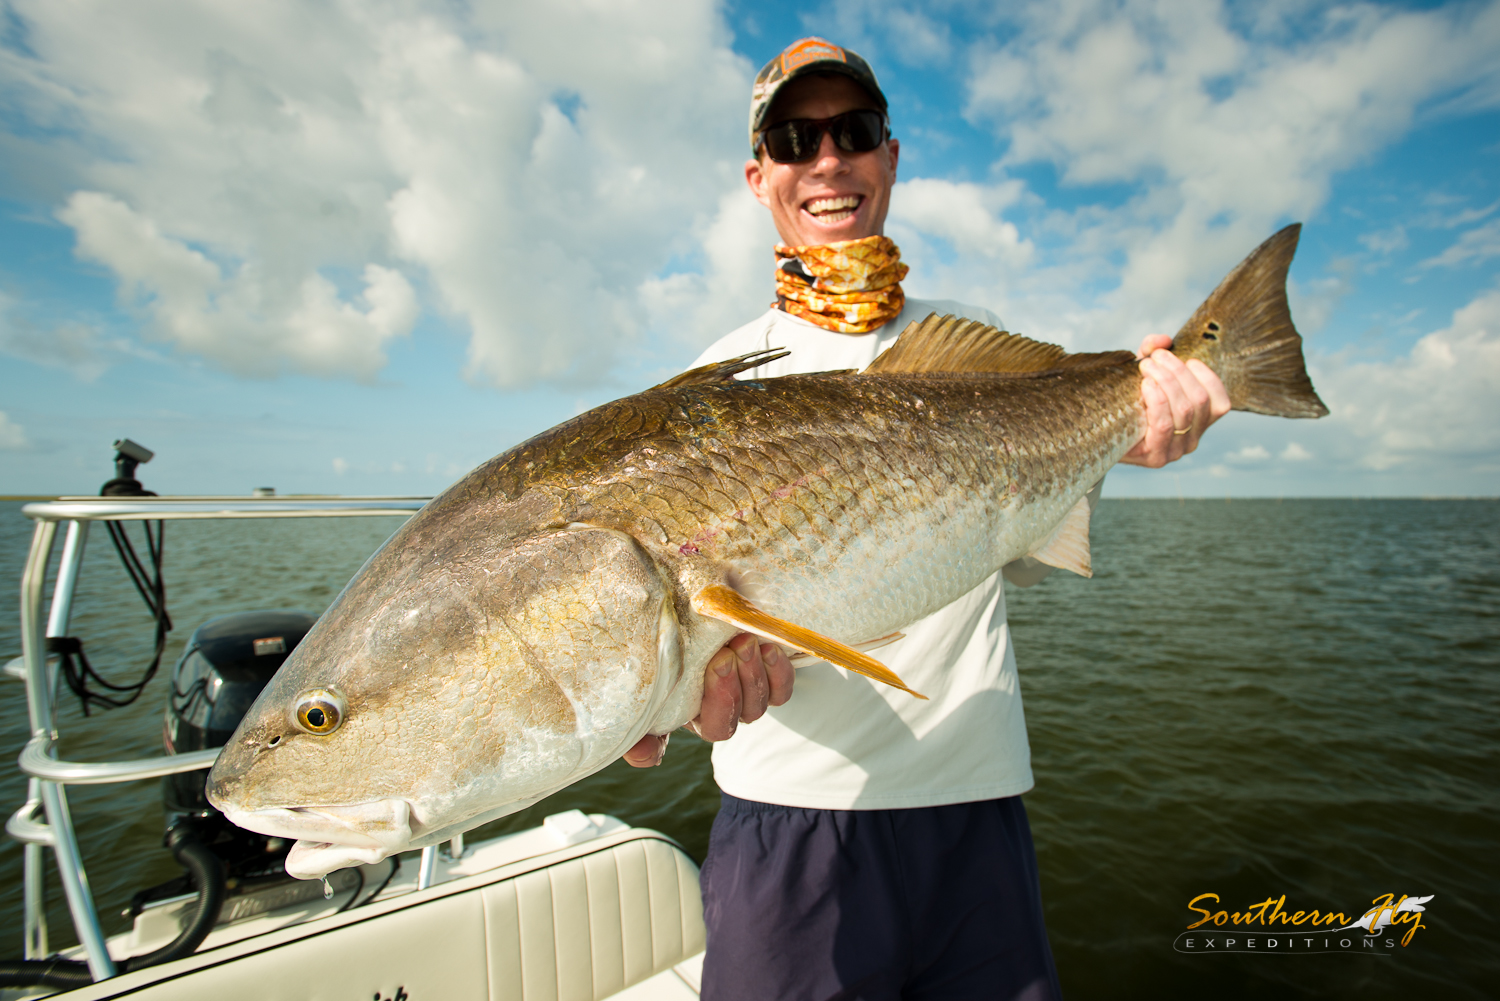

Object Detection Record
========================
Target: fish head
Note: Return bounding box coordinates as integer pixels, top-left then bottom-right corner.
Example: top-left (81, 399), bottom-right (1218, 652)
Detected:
top-left (206, 522), bottom-right (682, 879)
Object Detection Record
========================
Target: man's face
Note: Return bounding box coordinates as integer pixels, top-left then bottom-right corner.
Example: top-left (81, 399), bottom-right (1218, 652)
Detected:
top-left (745, 74), bottom-right (899, 248)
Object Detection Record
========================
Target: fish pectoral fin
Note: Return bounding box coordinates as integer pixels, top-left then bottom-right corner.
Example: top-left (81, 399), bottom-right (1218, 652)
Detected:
top-left (652, 348), bottom-right (792, 389)
top-left (690, 586), bottom-right (926, 699)
top-left (787, 631), bottom-right (904, 665)
top-left (1028, 495), bottom-right (1094, 577)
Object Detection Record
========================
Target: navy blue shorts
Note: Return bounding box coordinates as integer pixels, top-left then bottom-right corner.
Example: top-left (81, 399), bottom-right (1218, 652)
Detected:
top-left (699, 794), bottom-right (1061, 1001)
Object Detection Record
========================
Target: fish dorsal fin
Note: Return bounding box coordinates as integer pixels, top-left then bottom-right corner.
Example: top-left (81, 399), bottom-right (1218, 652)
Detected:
top-left (691, 585), bottom-right (926, 699)
top-left (865, 314), bottom-right (1067, 374)
top-left (654, 348), bottom-right (791, 390)
top-left (1028, 495), bottom-right (1094, 577)
top-left (865, 314), bottom-right (1131, 375)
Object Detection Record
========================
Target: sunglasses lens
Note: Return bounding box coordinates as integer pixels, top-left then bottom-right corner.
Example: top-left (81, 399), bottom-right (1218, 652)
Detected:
top-left (833, 111), bottom-right (886, 153)
top-left (762, 122), bottom-right (811, 163)
top-left (762, 111), bottom-right (886, 163)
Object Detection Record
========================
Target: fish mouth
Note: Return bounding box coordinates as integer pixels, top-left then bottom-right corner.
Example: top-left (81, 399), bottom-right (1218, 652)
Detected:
top-left (219, 798), bottom-right (415, 880)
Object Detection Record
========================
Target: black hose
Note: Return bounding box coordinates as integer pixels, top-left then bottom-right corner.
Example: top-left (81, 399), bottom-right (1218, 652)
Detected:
top-left (0, 958), bottom-right (95, 989)
top-left (356, 852), bottom-right (400, 908)
top-left (335, 862), bottom-right (366, 913)
top-left (0, 825), bottom-right (227, 989)
top-left (125, 825), bottom-right (226, 969)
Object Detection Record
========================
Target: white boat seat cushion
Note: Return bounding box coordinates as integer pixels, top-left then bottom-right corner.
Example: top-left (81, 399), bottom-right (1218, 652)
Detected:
top-left (63, 832), bottom-right (705, 1001)
top-left (485, 835), bottom-right (705, 1000)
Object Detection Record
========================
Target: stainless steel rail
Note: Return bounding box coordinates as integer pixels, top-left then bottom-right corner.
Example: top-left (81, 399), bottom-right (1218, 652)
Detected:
top-left (26, 495), bottom-right (430, 522)
top-left (9, 496), bottom-right (428, 982)
top-left (19, 739), bottom-right (222, 784)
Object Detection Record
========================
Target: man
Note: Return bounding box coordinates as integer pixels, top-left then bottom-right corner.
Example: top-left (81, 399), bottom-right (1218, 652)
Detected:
top-left (625, 37), bottom-right (1227, 1000)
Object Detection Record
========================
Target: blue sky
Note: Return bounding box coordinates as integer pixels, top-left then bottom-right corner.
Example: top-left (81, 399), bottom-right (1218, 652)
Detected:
top-left (1, 0), bottom-right (1497, 498)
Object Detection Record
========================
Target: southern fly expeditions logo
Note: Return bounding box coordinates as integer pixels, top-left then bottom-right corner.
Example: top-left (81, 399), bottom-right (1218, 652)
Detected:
top-left (1173, 893), bottom-right (1435, 954)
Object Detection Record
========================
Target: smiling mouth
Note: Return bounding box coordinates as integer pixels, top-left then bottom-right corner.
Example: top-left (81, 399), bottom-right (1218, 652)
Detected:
top-left (805, 195), bottom-right (863, 224)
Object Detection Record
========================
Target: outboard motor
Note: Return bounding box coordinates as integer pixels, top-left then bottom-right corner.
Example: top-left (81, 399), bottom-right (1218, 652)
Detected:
top-left (163, 610), bottom-right (315, 814)
top-left (135, 611), bottom-right (318, 911)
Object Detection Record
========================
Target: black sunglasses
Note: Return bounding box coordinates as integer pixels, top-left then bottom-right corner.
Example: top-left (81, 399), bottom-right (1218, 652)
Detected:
top-left (756, 109), bottom-right (889, 164)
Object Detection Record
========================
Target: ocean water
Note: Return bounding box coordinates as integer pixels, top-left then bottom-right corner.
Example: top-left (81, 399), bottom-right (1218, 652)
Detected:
top-left (0, 498), bottom-right (1495, 998)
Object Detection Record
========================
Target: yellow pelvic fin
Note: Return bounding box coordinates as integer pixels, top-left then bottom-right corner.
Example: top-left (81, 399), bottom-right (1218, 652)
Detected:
top-left (652, 348), bottom-right (791, 389)
top-left (1028, 495), bottom-right (1094, 578)
top-left (690, 586), bottom-right (927, 699)
top-left (786, 631), bottom-right (905, 666)
top-left (864, 313), bottom-right (1132, 376)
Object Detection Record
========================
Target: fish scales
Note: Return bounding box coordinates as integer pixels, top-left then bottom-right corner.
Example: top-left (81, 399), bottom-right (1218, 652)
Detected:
top-left (439, 365), bottom-right (1141, 743)
top-left (207, 225), bottom-right (1329, 879)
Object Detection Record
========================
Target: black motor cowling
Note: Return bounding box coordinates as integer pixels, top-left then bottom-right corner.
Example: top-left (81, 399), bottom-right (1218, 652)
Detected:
top-left (163, 610), bottom-right (316, 815)
top-left (132, 610), bottom-right (320, 913)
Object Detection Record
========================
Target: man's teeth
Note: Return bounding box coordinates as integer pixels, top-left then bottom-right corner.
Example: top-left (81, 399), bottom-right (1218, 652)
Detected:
top-left (806, 196), bottom-right (861, 222)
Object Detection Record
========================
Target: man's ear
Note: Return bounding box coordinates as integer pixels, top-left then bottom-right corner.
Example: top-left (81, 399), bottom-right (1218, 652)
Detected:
top-left (744, 157), bottom-right (772, 208)
top-left (887, 137), bottom-right (899, 180)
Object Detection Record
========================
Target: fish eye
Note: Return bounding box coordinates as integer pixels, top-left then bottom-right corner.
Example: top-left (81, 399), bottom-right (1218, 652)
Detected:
top-left (291, 689), bottom-right (346, 735)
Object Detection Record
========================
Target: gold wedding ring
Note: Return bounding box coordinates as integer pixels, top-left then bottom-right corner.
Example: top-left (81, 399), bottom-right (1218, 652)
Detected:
top-left (1172, 427), bottom-right (1190, 436)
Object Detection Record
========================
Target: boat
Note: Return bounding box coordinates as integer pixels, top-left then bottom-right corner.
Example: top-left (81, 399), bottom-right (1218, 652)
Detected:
top-left (4, 442), bottom-right (708, 999)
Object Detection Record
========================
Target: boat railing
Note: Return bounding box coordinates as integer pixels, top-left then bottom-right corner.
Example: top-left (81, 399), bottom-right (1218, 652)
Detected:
top-left (8, 496), bottom-right (430, 983)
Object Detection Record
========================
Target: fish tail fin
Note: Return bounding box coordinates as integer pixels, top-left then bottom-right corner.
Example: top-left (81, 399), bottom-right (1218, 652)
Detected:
top-left (1170, 224), bottom-right (1329, 419)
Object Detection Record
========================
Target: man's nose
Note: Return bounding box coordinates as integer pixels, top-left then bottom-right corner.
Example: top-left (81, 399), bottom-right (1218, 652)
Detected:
top-left (808, 130), bottom-right (852, 174)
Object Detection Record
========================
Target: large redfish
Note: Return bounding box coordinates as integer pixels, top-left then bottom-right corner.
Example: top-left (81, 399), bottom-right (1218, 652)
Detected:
top-left (207, 225), bottom-right (1326, 878)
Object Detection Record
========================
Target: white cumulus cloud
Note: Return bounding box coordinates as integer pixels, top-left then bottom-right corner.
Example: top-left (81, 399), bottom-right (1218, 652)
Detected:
top-left (0, 290), bottom-right (115, 380)
top-left (2, 0), bottom-right (754, 386)
top-left (1227, 444), bottom-right (1271, 463)
top-left (58, 191), bottom-right (416, 380)
top-left (640, 188), bottom-right (780, 353)
top-left (1421, 218), bottom-right (1500, 270)
top-left (0, 411), bottom-right (28, 450)
top-left (889, 178), bottom-right (1031, 262)
top-left (1313, 286), bottom-right (1500, 472)
top-left (960, 0), bottom-right (1500, 345)
top-left (1281, 442), bottom-right (1312, 462)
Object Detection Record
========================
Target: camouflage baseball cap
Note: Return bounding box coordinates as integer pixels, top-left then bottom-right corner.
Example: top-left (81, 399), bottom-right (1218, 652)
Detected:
top-left (749, 37), bottom-right (888, 152)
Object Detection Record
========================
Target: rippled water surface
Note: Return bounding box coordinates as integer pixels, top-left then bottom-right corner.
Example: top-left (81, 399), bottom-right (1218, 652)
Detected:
top-left (2, 498), bottom-right (1496, 998)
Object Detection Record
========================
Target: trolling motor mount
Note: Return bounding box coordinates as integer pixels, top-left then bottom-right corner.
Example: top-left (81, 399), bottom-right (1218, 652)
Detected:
top-left (102, 438), bottom-right (157, 497)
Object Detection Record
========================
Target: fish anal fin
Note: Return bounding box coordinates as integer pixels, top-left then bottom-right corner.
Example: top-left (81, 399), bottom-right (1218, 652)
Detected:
top-left (690, 586), bottom-right (926, 699)
top-left (865, 314), bottom-right (1131, 376)
top-left (1028, 495), bottom-right (1093, 578)
top-left (653, 348), bottom-right (790, 389)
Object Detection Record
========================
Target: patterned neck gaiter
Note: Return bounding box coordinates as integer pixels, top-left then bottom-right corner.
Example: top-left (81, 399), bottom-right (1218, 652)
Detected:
top-left (773, 235), bottom-right (909, 334)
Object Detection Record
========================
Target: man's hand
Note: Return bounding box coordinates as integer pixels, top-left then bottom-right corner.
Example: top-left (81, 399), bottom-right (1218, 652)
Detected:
top-left (1120, 334), bottom-right (1231, 467)
top-left (622, 633), bottom-right (794, 767)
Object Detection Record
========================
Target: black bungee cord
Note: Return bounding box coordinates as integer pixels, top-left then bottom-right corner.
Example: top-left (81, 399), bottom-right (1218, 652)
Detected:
top-left (51, 439), bottom-right (173, 716)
